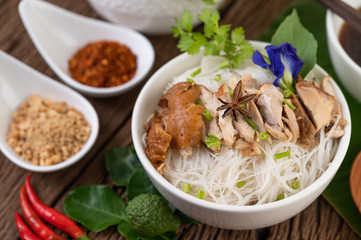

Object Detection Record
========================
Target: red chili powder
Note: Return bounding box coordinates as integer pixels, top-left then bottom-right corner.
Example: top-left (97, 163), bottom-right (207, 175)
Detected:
top-left (69, 41), bottom-right (137, 88)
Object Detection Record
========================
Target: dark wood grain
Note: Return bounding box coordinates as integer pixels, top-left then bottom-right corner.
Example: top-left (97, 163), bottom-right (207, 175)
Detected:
top-left (0, 0), bottom-right (360, 239)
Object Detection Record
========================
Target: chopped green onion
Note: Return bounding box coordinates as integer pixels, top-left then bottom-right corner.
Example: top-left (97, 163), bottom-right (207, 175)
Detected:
top-left (195, 100), bottom-right (203, 105)
top-left (245, 118), bottom-right (258, 130)
top-left (183, 183), bottom-right (191, 193)
top-left (206, 133), bottom-right (221, 148)
top-left (202, 109), bottom-right (213, 121)
top-left (283, 89), bottom-right (293, 98)
top-left (237, 181), bottom-right (245, 188)
top-left (229, 89), bottom-right (234, 97)
top-left (283, 99), bottom-right (296, 110)
top-left (218, 61), bottom-right (230, 69)
top-left (275, 151), bottom-right (291, 160)
top-left (191, 68), bottom-right (201, 77)
top-left (291, 180), bottom-right (300, 189)
top-left (258, 132), bottom-right (269, 140)
top-left (214, 74), bottom-right (221, 82)
top-left (239, 103), bottom-right (246, 108)
top-left (196, 189), bottom-right (205, 199)
top-left (187, 78), bottom-right (194, 83)
top-left (276, 194), bottom-right (285, 201)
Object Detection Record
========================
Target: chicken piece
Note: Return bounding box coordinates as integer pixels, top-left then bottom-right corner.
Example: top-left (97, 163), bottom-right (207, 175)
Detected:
top-left (232, 112), bottom-right (255, 143)
top-left (320, 75), bottom-right (343, 126)
top-left (144, 111), bottom-right (161, 133)
top-left (282, 104), bottom-right (300, 143)
top-left (247, 100), bottom-right (272, 144)
top-left (145, 123), bottom-right (172, 164)
top-left (216, 84), bottom-right (237, 147)
top-left (229, 74), bottom-right (260, 96)
top-left (234, 139), bottom-right (262, 156)
top-left (321, 75), bottom-right (336, 96)
top-left (158, 82), bottom-right (201, 110)
top-left (257, 83), bottom-right (292, 141)
top-left (199, 86), bottom-right (223, 152)
top-left (290, 94), bottom-right (318, 148)
top-left (325, 125), bottom-right (345, 138)
top-left (165, 104), bottom-right (205, 150)
top-left (296, 81), bottom-right (335, 132)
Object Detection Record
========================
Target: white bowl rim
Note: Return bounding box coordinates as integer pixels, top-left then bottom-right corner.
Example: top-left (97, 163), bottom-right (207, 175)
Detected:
top-left (0, 50), bottom-right (99, 172)
top-left (326, 9), bottom-right (361, 75)
top-left (18, 0), bottom-right (155, 97)
top-left (132, 40), bottom-right (351, 212)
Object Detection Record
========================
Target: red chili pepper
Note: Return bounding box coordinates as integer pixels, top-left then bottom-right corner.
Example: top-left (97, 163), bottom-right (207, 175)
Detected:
top-left (25, 175), bottom-right (86, 239)
top-left (19, 185), bottom-right (65, 240)
top-left (14, 212), bottom-right (42, 240)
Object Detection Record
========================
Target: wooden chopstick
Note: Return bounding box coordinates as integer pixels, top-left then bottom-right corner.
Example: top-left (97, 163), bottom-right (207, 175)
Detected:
top-left (317, 0), bottom-right (361, 33)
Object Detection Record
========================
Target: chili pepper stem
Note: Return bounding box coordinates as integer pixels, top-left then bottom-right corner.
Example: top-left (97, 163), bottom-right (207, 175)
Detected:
top-left (25, 175), bottom-right (86, 238)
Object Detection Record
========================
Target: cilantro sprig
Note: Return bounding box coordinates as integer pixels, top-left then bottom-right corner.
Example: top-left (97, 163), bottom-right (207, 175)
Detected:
top-left (172, 9), bottom-right (254, 69)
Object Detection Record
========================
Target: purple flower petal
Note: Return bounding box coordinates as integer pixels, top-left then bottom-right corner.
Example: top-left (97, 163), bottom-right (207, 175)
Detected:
top-left (252, 51), bottom-right (268, 69)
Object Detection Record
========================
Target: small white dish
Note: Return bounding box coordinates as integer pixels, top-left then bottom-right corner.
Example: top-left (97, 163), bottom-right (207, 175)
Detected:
top-left (132, 41), bottom-right (351, 229)
top-left (0, 50), bottom-right (99, 172)
top-left (326, 0), bottom-right (361, 103)
top-left (86, 0), bottom-right (225, 35)
top-left (19, 0), bottom-right (155, 98)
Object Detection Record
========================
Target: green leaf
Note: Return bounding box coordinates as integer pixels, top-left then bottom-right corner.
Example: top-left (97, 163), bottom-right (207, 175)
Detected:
top-left (202, 0), bottom-right (216, 5)
top-left (231, 27), bottom-right (245, 44)
top-left (181, 10), bottom-right (193, 32)
top-left (64, 185), bottom-right (126, 232)
top-left (262, 1), bottom-right (361, 236)
top-left (270, 9), bottom-right (317, 78)
top-left (117, 221), bottom-right (176, 240)
top-left (105, 147), bottom-right (142, 186)
top-left (177, 34), bottom-right (193, 53)
top-left (127, 169), bottom-right (159, 201)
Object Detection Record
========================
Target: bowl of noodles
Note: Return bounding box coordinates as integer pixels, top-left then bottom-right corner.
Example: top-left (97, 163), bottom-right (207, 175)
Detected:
top-left (131, 41), bottom-right (351, 229)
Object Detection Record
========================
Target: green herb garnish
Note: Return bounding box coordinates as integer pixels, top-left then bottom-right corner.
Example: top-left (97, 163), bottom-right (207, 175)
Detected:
top-left (283, 99), bottom-right (296, 110)
top-left (237, 181), bottom-right (245, 188)
top-left (183, 183), bottom-right (191, 193)
top-left (206, 133), bottom-right (221, 148)
top-left (258, 132), bottom-right (269, 140)
top-left (275, 151), bottom-right (291, 160)
top-left (283, 89), bottom-right (293, 98)
top-left (276, 194), bottom-right (285, 201)
top-left (191, 68), bottom-right (202, 77)
top-left (245, 117), bottom-right (258, 130)
top-left (202, 109), bottom-right (213, 121)
top-left (229, 89), bottom-right (234, 97)
top-left (214, 74), bottom-right (221, 82)
top-left (291, 180), bottom-right (300, 189)
top-left (172, 9), bottom-right (254, 69)
top-left (187, 77), bottom-right (194, 83)
top-left (197, 189), bottom-right (206, 199)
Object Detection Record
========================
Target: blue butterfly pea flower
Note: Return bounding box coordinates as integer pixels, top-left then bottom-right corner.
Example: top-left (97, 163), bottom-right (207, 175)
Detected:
top-left (252, 43), bottom-right (303, 93)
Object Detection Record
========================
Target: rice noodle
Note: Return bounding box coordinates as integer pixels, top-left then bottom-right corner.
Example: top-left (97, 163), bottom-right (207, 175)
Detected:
top-left (158, 57), bottom-right (340, 205)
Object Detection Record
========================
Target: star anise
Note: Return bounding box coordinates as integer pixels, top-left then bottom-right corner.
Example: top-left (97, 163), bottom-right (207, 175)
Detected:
top-left (216, 80), bottom-right (256, 121)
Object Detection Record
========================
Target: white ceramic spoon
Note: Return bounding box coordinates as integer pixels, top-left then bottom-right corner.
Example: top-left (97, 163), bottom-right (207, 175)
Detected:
top-left (0, 50), bottom-right (99, 172)
top-left (19, 0), bottom-right (155, 98)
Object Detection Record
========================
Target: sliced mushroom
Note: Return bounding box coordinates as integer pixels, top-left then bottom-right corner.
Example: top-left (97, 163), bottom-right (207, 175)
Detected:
top-left (247, 100), bottom-right (272, 144)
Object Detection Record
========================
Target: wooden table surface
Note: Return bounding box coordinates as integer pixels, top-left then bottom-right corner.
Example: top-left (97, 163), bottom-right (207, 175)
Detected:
top-left (1, 0), bottom-right (360, 239)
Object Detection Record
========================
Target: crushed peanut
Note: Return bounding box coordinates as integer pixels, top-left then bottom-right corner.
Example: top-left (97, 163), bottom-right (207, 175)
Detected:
top-left (6, 95), bottom-right (91, 166)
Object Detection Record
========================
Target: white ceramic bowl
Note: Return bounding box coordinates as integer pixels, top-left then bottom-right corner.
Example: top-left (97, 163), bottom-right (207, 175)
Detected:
top-left (131, 41), bottom-right (351, 229)
top-left (86, 0), bottom-right (225, 35)
top-left (19, 0), bottom-right (155, 98)
top-left (0, 51), bottom-right (99, 172)
top-left (326, 0), bottom-right (361, 103)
